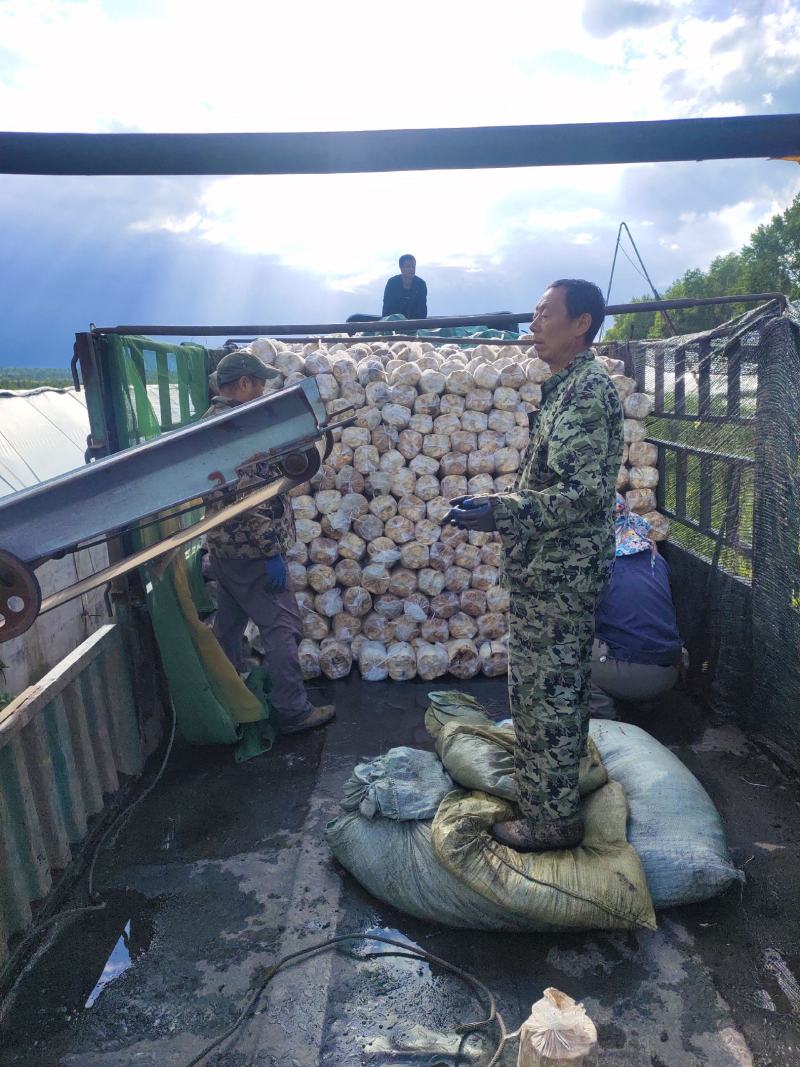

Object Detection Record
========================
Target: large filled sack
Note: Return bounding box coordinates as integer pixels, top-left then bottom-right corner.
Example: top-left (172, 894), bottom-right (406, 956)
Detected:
top-left (431, 693), bottom-right (743, 908)
top-left (326, 703), bottom-right (656, 932)
top-left (431, 785), bottom-right (656, 931)
top-left (588, 719), bottom-right (744, 907)
top-left (434, 718), bottom-right (607, 801)
top-left (326, 691), bottom-right (742, 928)
top-left (326, 809), bottom-right (538, 931)
top-left (326, 779), bottom-right (655, 933)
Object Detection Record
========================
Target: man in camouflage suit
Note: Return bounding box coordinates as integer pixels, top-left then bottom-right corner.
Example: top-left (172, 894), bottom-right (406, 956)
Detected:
top-left (447, 280), bottom-right (623, 851)
top-left (203, 351), bottom-right (335, 734)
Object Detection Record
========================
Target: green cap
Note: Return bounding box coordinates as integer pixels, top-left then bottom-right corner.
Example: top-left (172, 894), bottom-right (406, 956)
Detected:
top-left (214, 351), bottom-right (280, 386)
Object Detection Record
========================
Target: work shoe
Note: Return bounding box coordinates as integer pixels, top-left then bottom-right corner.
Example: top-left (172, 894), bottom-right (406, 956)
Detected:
top-left (281, 704), bottom-right (336, 735)
top-left (490, 814), bottom-right (585, 853)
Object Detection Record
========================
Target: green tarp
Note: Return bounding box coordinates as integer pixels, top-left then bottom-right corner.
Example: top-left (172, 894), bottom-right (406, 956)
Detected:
top-left (103, 335), bottom-right (275, 761)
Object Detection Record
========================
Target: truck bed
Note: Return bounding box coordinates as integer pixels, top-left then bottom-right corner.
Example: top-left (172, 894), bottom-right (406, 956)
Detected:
top-left (2, 676), bottom-right (798, 1066)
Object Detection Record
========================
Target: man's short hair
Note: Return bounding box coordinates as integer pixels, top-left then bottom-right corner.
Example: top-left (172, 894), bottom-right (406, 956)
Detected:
top-left (548, 278), bottom-right (605, 344)
top-left (399, 254), bottom-right (416, 267)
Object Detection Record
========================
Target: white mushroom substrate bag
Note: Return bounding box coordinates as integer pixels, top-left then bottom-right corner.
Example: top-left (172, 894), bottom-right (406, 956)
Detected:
top-left (240, 336), bottom-right (666, 680)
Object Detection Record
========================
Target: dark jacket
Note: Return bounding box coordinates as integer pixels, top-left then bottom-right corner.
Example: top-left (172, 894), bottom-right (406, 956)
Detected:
top-left (382, 275), bottom-right (428, 319)
top-left (595, 551), bottom-right (683, 666)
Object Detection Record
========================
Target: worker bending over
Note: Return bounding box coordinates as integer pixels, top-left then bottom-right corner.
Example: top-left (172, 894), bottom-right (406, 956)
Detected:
top-left (447, 280), bottom-right (623, 851)
top-left (203, 352), bottom-right (335, 735)
top-left (591, 494), bottom-right (684, 718)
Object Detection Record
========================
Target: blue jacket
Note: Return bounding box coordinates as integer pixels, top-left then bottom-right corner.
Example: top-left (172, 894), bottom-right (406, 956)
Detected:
top-left (595, 551), bottom-right (683, 666)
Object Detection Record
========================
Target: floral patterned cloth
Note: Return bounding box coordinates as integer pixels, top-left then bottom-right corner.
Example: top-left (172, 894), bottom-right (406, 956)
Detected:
top-left (614, 492), bottom-right (655, 558)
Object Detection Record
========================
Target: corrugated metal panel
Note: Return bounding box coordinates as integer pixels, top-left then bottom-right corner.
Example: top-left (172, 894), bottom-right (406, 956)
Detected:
top-left (0, 625), bottom-right (143, 966)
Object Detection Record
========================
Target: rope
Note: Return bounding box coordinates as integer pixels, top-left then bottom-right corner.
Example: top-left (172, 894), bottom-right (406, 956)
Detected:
top-left (182, 932), bottom-right (510, 1066)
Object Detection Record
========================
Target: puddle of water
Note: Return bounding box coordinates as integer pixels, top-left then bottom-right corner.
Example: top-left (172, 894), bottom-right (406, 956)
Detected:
top-left (0, 890), bottom-right (158, 1048)
top-left (84, 920), bottom-right (133, 1008)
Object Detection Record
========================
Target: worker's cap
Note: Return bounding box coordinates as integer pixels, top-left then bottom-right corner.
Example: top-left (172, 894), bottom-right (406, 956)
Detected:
top-left (214, 351), bottom-right (280, 386)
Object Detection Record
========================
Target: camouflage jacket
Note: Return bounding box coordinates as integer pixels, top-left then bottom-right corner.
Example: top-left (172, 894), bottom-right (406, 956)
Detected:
top-left (201, 396), bottom-right (296, 560)
top-left (492, 351), bottom-right (624, 594)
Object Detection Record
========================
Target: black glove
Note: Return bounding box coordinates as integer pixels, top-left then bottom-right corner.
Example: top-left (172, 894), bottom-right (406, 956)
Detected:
top-left (443, 496), bottom-right (497, 532)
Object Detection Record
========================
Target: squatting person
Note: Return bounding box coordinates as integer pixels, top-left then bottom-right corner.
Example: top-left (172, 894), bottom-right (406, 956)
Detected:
top-left (202, 351), bottom-right (335, 735)
top-left (591, 493), bottom-right (684, 719)
top-left (447, 279), bottom-right (623, 851)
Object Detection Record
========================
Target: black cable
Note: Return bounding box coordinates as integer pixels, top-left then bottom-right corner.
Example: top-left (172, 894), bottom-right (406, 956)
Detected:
top-left (88, 698), bottom-right (177, 901)
top-left (602, 221), bottom-right (678, 340)
top-left (620, 244), bottom-right (652, 287)
top-left (60, 500), bottom-right (217, 557)
top-left (182, 932), bottom-right (508, 1067)
top-left (57, 467), bottom-right (280, 560)
top-left (0, 700), bottom-right (177, 993)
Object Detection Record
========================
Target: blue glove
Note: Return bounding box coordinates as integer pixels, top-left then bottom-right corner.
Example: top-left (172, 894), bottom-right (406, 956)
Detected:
top-left (264, 555), bottom-right (288, 590)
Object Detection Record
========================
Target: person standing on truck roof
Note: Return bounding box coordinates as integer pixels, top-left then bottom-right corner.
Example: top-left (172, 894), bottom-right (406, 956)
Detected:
top-left (202, 351), bottom-right (336, 735)
top-left (446, 280), bottom-right (623, 851)
top-left (590, 493), bottom-right (684, 719)
top-left (382, 254), bottom-right (428, 320)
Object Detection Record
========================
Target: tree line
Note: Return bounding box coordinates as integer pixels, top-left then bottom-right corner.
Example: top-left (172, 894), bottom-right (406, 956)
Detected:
top-left (605, 190), bottom-right (800, 341)
top-left (0, 367), bottom-right (72, 390)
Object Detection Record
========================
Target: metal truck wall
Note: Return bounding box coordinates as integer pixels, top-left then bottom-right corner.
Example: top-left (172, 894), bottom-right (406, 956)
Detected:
top-left (601, 301), bottom-right (800, 767)
top-left (0, 625), bottom-right (143, 967)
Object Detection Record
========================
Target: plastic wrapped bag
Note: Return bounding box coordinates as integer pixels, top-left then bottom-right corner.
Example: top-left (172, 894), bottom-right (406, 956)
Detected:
top-left (517, 989), bottom-right (598, 1067)
top-left (341, 747), bottom-right (454, 820)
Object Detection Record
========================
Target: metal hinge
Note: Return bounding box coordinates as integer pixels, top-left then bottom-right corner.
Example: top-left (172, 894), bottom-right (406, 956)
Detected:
top-left (84, 435), bottom-right (108, 464)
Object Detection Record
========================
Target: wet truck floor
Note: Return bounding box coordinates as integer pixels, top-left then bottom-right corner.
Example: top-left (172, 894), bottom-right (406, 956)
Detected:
top-left (1, 675), bottom-right (798, 1067)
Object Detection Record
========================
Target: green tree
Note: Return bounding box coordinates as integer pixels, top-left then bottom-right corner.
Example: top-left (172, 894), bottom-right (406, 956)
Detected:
top-left (606, 190), bottom-right (800, 341)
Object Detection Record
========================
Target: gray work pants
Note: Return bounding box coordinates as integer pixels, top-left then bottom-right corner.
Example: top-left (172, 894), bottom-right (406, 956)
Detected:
top-left (590, 638), bottom-right (679, 717)
top-left (208, 556), bottom-right (312, 729)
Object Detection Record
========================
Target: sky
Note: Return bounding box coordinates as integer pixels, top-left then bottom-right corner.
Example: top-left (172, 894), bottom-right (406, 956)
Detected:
top-left (1, 0), bottom-right (799, 367)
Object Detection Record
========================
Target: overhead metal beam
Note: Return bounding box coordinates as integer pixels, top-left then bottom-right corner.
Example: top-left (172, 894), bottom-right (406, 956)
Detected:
top-left (1, 115), bottom-right (798, 176)
top-left (92, 293), bottom-right (786, 337)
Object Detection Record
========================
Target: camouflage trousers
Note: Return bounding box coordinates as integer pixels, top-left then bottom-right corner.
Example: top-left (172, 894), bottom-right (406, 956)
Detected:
top-left (507, 589), bottom-right (598, 825)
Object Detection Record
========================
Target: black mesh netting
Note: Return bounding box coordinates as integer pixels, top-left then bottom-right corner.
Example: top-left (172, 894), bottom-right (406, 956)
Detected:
top-left (598, 299), bottom-right (800, 765)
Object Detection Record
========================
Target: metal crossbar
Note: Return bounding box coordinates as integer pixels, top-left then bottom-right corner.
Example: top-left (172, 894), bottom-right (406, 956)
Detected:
top-left (638, 328), bottom-right (760, 576)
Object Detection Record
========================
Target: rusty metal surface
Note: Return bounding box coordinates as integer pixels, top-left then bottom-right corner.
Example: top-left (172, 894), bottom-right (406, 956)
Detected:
top-left (0, 550), bottom-right (41, 642)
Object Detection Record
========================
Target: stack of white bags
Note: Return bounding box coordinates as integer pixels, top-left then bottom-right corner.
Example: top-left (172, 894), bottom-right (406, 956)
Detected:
top-left (242, 335), bottom-right (665, 682)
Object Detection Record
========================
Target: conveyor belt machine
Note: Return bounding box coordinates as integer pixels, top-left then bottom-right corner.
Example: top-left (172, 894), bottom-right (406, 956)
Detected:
top-left (0, 378), bottom-right (345, 642)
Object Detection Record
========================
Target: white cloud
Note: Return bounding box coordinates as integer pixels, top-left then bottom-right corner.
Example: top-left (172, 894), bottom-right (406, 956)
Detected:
top-left (128, 167), bottom-right (621, 283)
top-left (0, 0), bottom-right (799, 357)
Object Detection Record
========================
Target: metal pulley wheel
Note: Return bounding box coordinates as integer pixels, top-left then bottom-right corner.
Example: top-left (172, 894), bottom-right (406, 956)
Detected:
top-left (278, 445), bottom-right (322, 484)
top-left (0, 550), bottom-right (42, 643)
